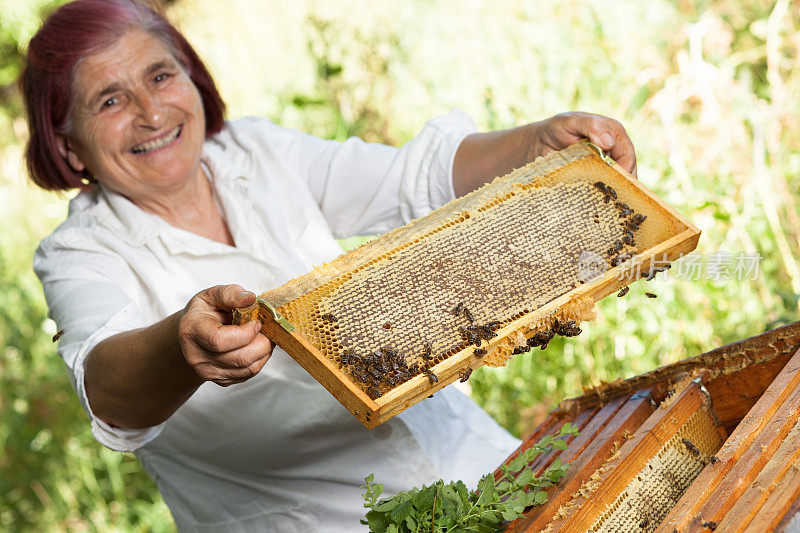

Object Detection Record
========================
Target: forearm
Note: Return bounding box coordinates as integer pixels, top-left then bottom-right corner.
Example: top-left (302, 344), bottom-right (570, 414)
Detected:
top-left (451, 112), bottom-right (637, 197)
top-left (452, 123), bottom-right (537, 197)
top-left (84, 311), bottom-right (203, 429)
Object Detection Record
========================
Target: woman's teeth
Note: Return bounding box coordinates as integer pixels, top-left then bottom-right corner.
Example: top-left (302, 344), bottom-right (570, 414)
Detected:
top-left (131, 126), bottom-right (181, 154)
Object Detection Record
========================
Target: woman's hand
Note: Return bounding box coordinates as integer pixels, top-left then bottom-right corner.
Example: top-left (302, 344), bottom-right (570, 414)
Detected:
top-left (178, 285), bottom-right (274, 387)
top-left (527, 112), bottom-right (637, 178)
top-left (453, 111), bottom-right (637, 196)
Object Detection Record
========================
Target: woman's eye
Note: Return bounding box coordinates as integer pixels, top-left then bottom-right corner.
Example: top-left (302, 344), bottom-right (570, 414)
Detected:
top-left (154, 73), bottom-right (170, 83)
top-left (101, 97), bottom-right (117, 109)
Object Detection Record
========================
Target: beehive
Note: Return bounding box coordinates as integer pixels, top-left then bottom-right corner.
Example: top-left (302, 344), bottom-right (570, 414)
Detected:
top-left (502, 320), bottom-right (800, 532)
top-left (234, 140), bottom-right (700, 428)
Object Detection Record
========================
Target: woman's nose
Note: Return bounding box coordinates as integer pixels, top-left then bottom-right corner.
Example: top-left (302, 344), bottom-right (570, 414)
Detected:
top-left (133, 89), bottom-right (165, 128)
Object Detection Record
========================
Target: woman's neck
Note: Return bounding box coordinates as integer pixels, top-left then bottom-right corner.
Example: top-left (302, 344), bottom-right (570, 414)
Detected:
top-left (127, 167), bottom-right (235, 247)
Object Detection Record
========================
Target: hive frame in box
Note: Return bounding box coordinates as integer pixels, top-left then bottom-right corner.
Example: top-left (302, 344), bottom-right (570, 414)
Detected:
top-left (233, 140), bottom-right (701, 428)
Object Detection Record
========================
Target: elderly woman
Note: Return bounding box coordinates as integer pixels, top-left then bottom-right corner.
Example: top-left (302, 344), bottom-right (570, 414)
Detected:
top-left (24, 0), bottom-right (636, 530)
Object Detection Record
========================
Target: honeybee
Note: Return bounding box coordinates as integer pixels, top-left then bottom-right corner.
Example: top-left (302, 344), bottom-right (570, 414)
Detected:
top-left (645, 292), bottom-right (657, 299)
top-left (459, 368), bottom-right (473, 382)
top-left (52, 329), bottom-right (65, 342)
top-left (320, 313), bottom-right (338, 322)
top-left (473, 348), bottom-right (486, 357)
top-left (452, 302), bottom-right (465, 316)
top-left (425, 370), bottom-right (439, 383)
top-left (681, 438), bottom-right (700, 457)
top-left (617, 286), bottom-right (630, 297)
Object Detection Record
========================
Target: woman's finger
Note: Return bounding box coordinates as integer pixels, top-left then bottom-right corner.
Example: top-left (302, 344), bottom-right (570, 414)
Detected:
top-left (209, 332), bottom-right (274, 369)
top-left (186, 317), bottom-right (262, 354)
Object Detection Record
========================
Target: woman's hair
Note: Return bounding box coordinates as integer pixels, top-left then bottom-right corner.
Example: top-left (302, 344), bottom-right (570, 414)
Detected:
top-left (21, 0), bottom-right (226, 191)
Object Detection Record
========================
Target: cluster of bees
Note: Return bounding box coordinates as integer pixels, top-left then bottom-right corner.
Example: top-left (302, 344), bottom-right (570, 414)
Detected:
top-left (340, 345), bottom-right (431, 400)
top-left (592, 181), bottom-right (648, 269)
top-left (511, 319), bottom-right (582, 355)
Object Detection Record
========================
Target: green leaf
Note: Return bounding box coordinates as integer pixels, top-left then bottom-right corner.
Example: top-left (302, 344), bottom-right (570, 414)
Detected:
top-left (374, 496), bottom-right (402, 513)
top-left (496, 480), bottom-right (512, 493)
top-left (476, 475), bottom-right (498, 506)
top-left (514, 469), bottom-right (533, 489)
top-left (404, 514), bottom-right (417, 531)
top-left (501, 509), bottom-right (520, 522)
top-left (529, 491), bottom-right (548, 506)
top-left (386, 524), bottom-right (399, 533)
top-left (389, 499), bottom-right (414, 522)
top-left (365, 510), bottom-right (390, 532)
top-left (508, 455), bottom-right (525, 473)
top-left (551, 439), bottom-right (569, 450)
top-left (412, 485), bottom-right (435, 511)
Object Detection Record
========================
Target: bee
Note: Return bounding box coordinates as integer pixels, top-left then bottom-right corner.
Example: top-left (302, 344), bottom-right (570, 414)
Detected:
top-left (353, 368), bottom-right (368, 383)
top-left (622, 230), bottom-right (635, 246)
top-left (459, 368), bottom-right (473, 382)
top-left (625, 218), bottom-right (641, 231)
top-left (422, 341), bottom-right (433, 360)
top-left (382, 322), bottom-right (392, 330)
top-left (486, 321), bottom-right (502, 331)
top-left (681, 438), bottom-right (700, 457)
top-left (473, 348), bottom-right (487, 357)
top-left (605, 185), bottom-right (618, 200)
top-left (463, 308), bottom-right (474, 323)
top-left (425, 370), bottom-right (439, 383)
top-left (320, 313), bottom-right (338, 322)
top-left (367, 386), bottom-right (381, 399)
top-left (340, 349), bottom-right (357, 366)
top-left (452, 302), bottom-right (465, 316)
top-left (633, 213), bottom-right (647, 225)
top-left (617, 286), bottom-right (630, 297)
top-left (645, 292), bottom-right (657, 299)
top-left (709, 455), bottom-right (719, 464)
top-left (512, 346), bottom-right (528, 355)
top-left (368, 367), bottom-right (382, 379)
top-left (52, 329), bottom-right (65, 342)
top-left (702, 522), bottom-right (718, 530)
top-left (385, 375), bottom-right (398, 387)
top-left (593, 181), bottom-right (607, 192)
top-left (639, 518), bottom-right (649, 528)
top-left (614, 240), bottom-right (624, 252)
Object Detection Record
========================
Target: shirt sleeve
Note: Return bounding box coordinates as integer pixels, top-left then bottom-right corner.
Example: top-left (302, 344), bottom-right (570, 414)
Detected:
top-left (248, 109), bottom-right (478, 238)
top-left (34, 234), bottom-right (163, 452)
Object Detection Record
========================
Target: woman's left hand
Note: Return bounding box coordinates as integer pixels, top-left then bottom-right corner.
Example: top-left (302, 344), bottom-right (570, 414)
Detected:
top-left (527, 111), bottom-right (637, 178)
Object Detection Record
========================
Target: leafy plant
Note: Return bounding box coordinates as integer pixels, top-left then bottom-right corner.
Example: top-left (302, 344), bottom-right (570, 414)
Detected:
top-left (360, 423), bottom-right (578, 532)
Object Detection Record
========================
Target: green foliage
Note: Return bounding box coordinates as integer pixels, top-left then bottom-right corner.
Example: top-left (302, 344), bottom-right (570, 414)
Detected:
top-left (361, 424), bottom-right (578, 532)
top-left (2, 0), bottom-right (799, 530)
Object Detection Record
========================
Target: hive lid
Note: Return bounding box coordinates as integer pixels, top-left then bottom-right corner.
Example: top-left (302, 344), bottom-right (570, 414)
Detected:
top-left (234, 140), bottom-right (700, 428)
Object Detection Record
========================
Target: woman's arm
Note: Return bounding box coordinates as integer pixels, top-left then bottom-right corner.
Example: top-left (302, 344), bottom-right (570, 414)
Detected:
top-left (452, 111), bottom-right (637, 197)
top-left (84, 285), bottom-right (273, 429)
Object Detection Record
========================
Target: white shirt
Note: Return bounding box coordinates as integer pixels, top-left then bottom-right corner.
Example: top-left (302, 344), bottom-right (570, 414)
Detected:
top-left (34, 110), bottom-right (520, 532)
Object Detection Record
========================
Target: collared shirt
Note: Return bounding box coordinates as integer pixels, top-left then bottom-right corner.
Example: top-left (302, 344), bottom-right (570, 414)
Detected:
top-left (34, 111), bottom-right (520, 532)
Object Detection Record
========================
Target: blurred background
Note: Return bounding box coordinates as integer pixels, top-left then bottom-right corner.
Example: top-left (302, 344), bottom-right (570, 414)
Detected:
top-left (1, 0), bottom-right (798, 530)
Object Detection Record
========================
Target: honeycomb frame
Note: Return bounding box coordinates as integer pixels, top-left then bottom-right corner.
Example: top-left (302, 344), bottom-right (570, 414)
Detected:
top-left (233, 141), bottom-right (701, 428)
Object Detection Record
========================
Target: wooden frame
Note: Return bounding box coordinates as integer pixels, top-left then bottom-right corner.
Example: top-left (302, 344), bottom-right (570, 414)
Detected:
top-left (235, 141), bottom-right (701, 428)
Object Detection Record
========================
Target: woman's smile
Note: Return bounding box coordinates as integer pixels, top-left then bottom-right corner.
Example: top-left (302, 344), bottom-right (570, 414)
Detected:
top-left (131, 125), bottom-right (183, 155)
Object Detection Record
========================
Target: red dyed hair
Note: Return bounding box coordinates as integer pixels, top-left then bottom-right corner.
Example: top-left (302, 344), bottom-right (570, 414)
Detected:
top-left (21, 0), bottom-right (226, 191)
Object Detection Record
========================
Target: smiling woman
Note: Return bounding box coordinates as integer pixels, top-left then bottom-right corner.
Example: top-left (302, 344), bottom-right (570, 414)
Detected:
top-left (21, 0), bottom-right (636, 531)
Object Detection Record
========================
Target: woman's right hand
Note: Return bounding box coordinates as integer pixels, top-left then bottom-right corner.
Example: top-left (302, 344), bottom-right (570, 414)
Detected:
top-left (178, 285), bottom-right (274, 387)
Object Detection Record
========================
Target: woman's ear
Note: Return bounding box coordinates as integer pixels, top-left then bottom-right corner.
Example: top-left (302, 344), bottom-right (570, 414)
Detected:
top-left (55, 135), bottom-right (86, 173)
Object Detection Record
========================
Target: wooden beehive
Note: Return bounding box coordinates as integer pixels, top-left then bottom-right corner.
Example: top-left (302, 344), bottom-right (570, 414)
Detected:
top-left (502, 320), bottom-right (800, 532)
top-left (234, 140), bottom-right (700, 428)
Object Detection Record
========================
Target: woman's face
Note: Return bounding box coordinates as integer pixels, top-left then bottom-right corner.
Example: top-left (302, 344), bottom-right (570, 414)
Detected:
top-left (60, 29), bottom-right (207, 202)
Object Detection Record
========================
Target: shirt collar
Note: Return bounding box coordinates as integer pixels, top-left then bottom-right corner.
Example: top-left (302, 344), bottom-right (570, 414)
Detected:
top-left (75, 127), bottom-right (253, 249)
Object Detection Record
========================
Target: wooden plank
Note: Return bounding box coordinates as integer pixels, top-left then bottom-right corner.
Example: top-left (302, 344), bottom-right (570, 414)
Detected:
top-left (705, 352), bottom-right (795, 427)
top-left (545, 377), bottom-right (707, 532)
top-left (774, 485), bottom-right (800, 532)
top-left (681, 371), bottom-right (800, 531)
top-left (558, 320), bottom-right (800, 418)
top-left (656, 347), bottom-right (800, 532)
top-left (716, 418), bottom-right (800, 532)
top-left (507, 391), bottom-right (655, 532)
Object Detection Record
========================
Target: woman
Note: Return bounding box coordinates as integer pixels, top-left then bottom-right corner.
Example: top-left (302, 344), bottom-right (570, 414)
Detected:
top-left (25, 0), bottom-right (636, 530)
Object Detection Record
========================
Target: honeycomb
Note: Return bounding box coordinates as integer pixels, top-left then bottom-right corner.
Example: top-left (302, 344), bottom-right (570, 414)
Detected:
top-left (267, 148), bottom-right (686, 399)
top-left (588, 406), bottom-right (724, 532)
